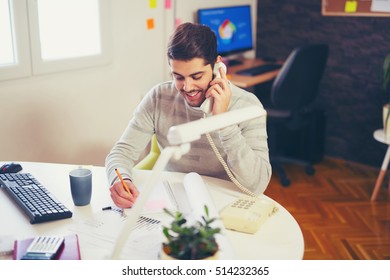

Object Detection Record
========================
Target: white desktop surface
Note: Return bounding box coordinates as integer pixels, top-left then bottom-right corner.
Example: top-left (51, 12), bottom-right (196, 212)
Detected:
top-left (0, 161), bottom-right (304, 260)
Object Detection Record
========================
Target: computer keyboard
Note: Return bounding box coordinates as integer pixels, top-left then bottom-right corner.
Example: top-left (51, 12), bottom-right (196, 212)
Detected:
top-left (0, 173), bottom-right (72, 224)
top-left (236, 63), bottom-right (282, 76)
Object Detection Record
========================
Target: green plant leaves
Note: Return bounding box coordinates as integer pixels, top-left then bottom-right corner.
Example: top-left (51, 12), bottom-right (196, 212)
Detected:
top-left (162, 205), bottom-right (220, 259)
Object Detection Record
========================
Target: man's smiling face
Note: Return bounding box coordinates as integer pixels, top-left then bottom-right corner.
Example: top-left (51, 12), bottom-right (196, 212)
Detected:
top-left (170, 58), bottom-right (213, 107)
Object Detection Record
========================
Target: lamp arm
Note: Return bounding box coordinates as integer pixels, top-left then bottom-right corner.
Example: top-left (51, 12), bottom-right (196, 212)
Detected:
top-left (110, 143), bottom-right (190, 259)
top-left (167, 106), bottom-right (266, 145)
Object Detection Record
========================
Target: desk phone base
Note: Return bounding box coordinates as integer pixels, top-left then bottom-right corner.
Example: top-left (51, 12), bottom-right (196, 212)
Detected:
top-left (220, 196), bottom-right (278, 234)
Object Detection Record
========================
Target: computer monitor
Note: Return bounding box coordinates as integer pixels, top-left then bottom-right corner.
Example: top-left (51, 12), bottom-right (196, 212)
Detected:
top-left (197, 5), bottom-right (253, 64)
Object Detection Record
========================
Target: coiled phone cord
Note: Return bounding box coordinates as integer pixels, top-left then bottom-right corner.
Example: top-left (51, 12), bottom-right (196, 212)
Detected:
top-left (204, 118), bottom-right (258, 198)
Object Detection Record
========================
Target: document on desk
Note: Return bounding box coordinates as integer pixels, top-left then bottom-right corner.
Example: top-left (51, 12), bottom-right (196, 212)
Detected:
top-left (69, 174), bottom-right (235, 259)
top-left (69, 208), bottom-right (166, 259)
top-left (183, 172), bottom-right (236, 259)
top-left (68, 181), bottom-right (175, 260)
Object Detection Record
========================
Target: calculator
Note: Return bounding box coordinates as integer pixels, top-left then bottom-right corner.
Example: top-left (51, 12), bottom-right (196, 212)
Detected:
top-left (22, 236), bottom-right (65, 260)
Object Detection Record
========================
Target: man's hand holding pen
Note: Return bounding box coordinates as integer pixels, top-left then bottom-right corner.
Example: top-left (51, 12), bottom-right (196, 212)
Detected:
top-left (109, 169), bottom-right (139, 208)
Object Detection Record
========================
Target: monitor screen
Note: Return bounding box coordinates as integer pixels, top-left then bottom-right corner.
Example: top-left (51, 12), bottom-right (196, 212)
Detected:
top-left (197, 5), bottom-right (253, 57)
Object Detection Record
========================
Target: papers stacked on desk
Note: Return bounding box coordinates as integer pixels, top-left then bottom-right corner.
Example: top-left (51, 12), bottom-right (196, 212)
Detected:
top-left (69, 173), bottom-right (235, 260)
top-left (68, 181), bottom-right (173, 260)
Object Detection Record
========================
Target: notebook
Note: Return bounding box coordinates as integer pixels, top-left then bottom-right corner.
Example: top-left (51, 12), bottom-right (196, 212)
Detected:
top-left (13, 234), bottom-right (81, 260)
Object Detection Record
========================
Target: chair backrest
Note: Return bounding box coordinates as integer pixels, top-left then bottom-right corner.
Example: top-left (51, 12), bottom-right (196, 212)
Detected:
top-left (133, 134), bottom-right (160, 170)
top-left (271, 44), bottom-right (329, 111)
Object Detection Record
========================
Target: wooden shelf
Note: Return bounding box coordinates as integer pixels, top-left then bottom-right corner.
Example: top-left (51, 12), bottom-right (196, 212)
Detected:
top-left (322, 0), bottom-right (390, 17)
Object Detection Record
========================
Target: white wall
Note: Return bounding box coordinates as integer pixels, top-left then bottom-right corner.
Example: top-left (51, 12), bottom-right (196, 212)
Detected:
top-left (0, 0), bottom-right (257, 166)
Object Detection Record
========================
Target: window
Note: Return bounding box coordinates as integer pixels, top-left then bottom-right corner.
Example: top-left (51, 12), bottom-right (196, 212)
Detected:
top-left (0, 0), bottom-right (111, 81)
top-left (0, 0), bottom-right (15, 66)
top-left (37, 0), bottom-right (101, 61)
top-left (0, 0), bottom-right (31, 80)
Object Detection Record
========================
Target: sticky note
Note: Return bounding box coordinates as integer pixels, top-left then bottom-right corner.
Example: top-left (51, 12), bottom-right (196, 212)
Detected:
top-left (149, 0), bottom-right (157, 9)
top-left (175, 18), bottom-right (182, 28)
top-left (147, 18), bottom-right (155, 30)
top-left (145, 200), bottom-right (169, 212)
top-left (345, 1), bottom-right (357, 13)
top-left (165, 0), bottom-right (171, 9)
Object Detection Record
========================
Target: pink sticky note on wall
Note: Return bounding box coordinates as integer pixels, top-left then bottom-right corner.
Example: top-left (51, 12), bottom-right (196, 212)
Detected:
top-left (165, 0), bottom-right (171, 9)
top-left (175, 18), bottom-right (182, 28)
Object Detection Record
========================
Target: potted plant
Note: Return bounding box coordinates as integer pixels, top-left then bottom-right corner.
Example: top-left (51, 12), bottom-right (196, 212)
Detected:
top-left (161, 205), bottom-right (221, 260)
top-left (382, 53), bottom-right (390, 139)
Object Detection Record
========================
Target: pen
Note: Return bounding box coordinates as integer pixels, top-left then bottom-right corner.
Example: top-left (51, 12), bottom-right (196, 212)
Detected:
top-left (102, 206), bottom-right (112, 211)
top-left (115, 168), bottom-right (131, 194)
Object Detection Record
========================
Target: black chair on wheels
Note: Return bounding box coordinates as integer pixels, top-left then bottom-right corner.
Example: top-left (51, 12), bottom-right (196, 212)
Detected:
top-left (265, 44), bottom-right (329, 187)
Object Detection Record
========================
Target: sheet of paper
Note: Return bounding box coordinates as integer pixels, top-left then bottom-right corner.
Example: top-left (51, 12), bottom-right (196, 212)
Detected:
top-left (0, 235), bottom-right (14, 257)
top-left (142, 180), bottom-right (176, 213)
top-left (163, 181), bottom-right (191, 215)
top-left (69, 208), bottom-right (164, 259)
top-left (371, 0), bottom-right (390, 12)
top-left (183, 172), bottom-right (236, 259)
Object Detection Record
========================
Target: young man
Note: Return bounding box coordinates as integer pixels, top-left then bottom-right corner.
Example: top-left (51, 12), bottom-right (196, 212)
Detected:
top-left (105, 23), bottom-right (271, 208)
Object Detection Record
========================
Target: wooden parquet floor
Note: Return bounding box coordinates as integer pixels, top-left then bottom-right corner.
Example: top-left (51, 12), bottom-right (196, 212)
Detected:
top-left (263, 157), bottom-right (390, 260)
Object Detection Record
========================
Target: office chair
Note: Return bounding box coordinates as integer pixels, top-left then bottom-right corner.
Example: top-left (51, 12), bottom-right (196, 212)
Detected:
top-left (265, 44), bottom-right (329, 187)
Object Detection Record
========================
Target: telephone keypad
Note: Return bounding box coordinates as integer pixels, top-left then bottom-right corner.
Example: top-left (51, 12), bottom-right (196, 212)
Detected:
top-left (220, 196), bottom-right (278, 234)
top-left (232, 199), bottom-right (255, 209)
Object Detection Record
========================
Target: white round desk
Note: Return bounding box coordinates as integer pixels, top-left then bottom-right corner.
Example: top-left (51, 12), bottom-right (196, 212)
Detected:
top-left (371, 129), bottom-right (390, 201)
top-left (0, 161), bottom-right (304, 260)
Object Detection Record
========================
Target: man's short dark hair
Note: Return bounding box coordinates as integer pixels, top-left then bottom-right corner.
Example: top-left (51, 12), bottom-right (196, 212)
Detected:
top-left (167, 22), bottom-right (218, 67)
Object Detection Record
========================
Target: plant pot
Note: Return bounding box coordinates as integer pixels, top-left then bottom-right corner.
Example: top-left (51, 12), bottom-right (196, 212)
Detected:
top-left (383, 104), bottom-right (390, 140)
top-left (159, 246), bottom-right (219, 260)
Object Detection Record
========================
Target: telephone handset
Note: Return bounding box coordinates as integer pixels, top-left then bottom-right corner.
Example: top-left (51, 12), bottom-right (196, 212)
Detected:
top-left (200, 62), bottom-right (227, 114)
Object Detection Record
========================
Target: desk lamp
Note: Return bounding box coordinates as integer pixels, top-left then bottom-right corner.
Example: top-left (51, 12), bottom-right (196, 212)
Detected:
top-left (110, 106), bottom-right (266, 259)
